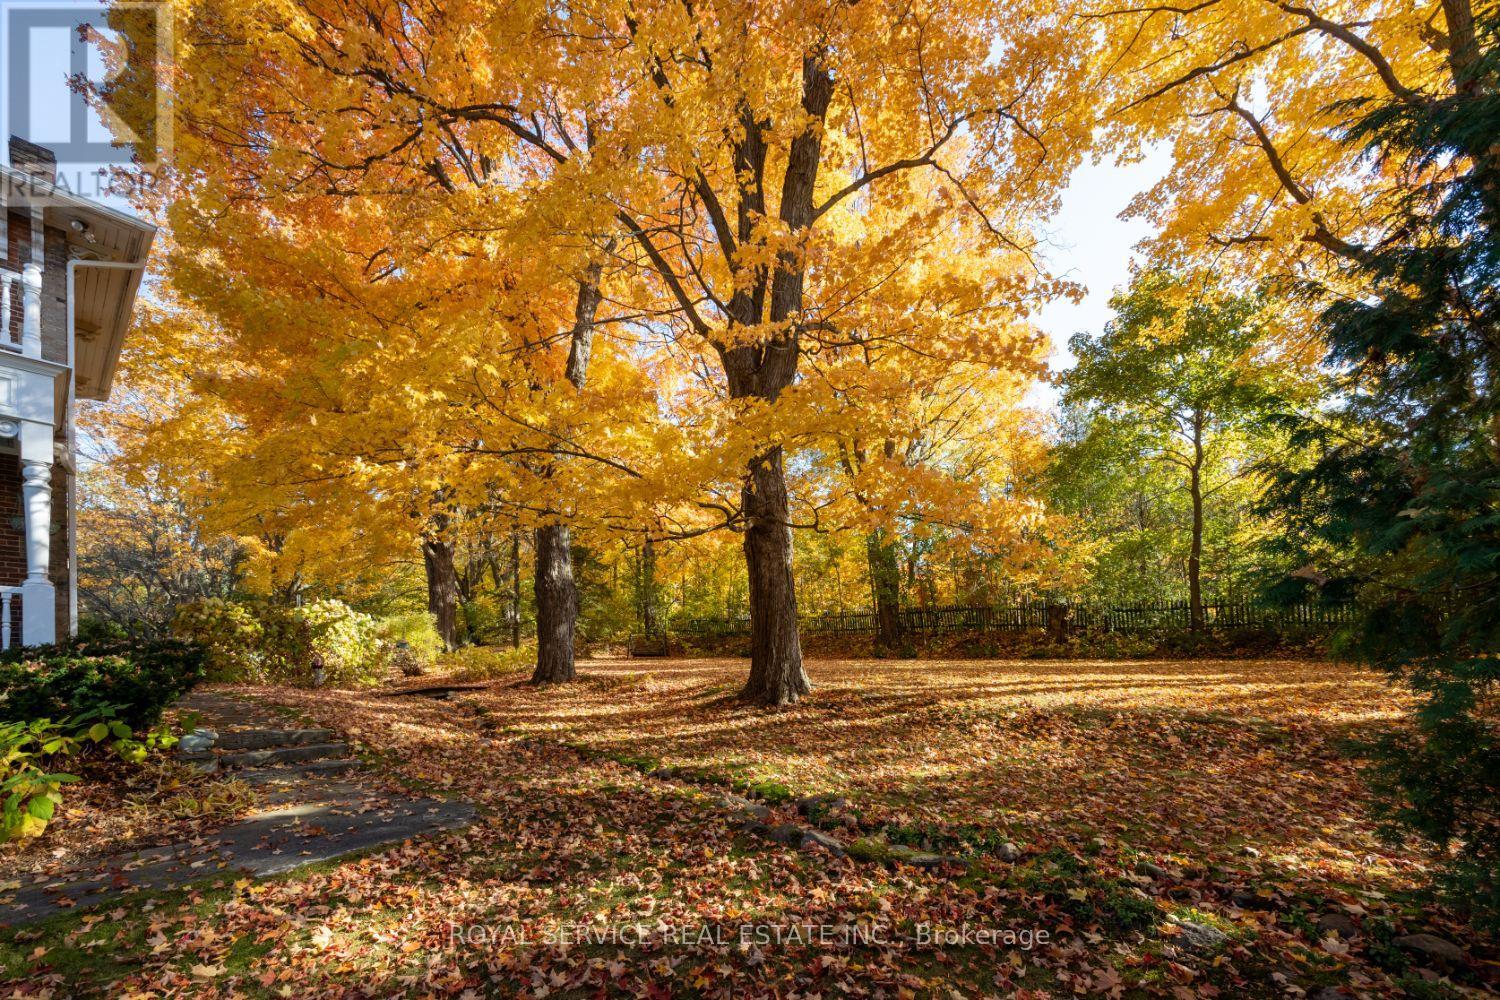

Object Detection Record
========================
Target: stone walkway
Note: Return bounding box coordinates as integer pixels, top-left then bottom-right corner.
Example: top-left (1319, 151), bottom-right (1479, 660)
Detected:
top-left (2, 691), bottom-right (474, 927)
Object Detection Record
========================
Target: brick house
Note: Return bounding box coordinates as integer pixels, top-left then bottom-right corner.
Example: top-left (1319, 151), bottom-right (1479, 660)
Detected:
top-left (1, 137), bottom-right (154, 647)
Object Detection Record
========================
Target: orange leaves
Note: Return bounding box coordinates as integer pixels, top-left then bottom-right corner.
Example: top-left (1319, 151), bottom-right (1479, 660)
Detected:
top-left (1089, 0), bottom-right (1453, 294)
top-left (91, 0), bottom-right (1121, 598)
top-left (6, 655), bottom-right (1460, 997)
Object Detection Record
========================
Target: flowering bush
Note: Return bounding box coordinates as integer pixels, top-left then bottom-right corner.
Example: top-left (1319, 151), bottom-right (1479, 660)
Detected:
top-left (295, 599), bottom-right (384, 686)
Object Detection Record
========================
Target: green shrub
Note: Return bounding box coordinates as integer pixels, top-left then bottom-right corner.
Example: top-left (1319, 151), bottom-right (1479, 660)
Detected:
top-left (443, 644), bottom-right (534, 681)
top-left (1, 707), bottom-right (181, 840)
top-left (75, 615), bottom-right (129, 644)
top-left (172, 599), bottom-right (264, 682)
top-left (461, 592), bottom-right (524, 646)
top-left (295, 599), bottom-right (384, 686)
top-left (252, 603), bottom-right (315, 683)
top-left (377, 611), bottom-right (442, 663)
top-left (172, 598), bottom-right (385, 687)
top-left (0, 639), bottom-right (205, 729)
top-left (1, 717), bottom-right (82, 839)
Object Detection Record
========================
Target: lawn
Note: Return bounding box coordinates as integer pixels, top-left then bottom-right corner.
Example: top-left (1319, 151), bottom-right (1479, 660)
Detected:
top-left (6, 656), bottom-right (1493, 998)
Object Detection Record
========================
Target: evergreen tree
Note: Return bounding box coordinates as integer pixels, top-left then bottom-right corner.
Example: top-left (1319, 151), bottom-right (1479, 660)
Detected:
top-left (1268, 9), bottom-right (1500, 926)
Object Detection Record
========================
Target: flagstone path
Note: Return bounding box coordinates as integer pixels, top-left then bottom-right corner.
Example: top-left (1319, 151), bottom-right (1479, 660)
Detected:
top-left (1, 691), bottom-right (474, 927)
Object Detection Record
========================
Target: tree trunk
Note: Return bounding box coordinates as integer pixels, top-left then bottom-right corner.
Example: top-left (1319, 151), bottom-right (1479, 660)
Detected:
top-left (422, 536), bottom-right (460, 653)
top-left (1188, 414), bottom-right (1205, 631)
top-left (738, 446), bottom-right (809, 706)
top-left (641, 535), bottom-right (659, 639)
top-left (722, 57), bottom-right (830, 706)
top-left (531, 524), bottom-right (577, 684)
top-left (866, 529), bottom-right (903, 650)
top-left (510, 530), bottom-right (522, 650)
top-left (1046, 603), bottom-right (1071, 643)
top-left (530, 265), bottom-right (605, 681)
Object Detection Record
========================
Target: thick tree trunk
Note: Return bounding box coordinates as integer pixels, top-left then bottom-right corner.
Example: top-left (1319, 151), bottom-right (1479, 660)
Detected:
top-left (422, 536), bottom-right (461, 653)
top-left (531, 524), bottom-right (577, 684)
top-left (866, 530), bottom-right (903, 650)
top-left (738, 447), bottom-right (809, 706)
top-left (721, 57), bottom-right (831, 706)
top-left (1188, 414), bottom-right (1205, 631)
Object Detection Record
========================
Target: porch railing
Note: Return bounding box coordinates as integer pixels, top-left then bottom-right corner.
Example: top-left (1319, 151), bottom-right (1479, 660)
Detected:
top-left (0, 265), bottom-right (41, 356)
top-left (0, 586), bottom-right (19, 650)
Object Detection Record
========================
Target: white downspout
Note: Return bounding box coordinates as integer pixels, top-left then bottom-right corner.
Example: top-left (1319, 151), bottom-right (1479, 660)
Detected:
top-left (67, 259), bottom-right (146, 637)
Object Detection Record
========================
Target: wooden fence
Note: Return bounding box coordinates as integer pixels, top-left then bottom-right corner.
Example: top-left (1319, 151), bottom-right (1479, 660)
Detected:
top-left (671, 599), bottom-right (1360, 638)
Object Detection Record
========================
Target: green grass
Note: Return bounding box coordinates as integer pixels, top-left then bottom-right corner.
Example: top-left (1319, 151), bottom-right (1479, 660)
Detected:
top-left (0, 879), bottom-right (238, 993)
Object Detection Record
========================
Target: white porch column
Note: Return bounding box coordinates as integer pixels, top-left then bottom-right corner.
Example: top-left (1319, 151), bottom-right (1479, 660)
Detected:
top-left (20, 263), bottom-right (42, 360)
top-left (20, 458), bottom-right (55, 646)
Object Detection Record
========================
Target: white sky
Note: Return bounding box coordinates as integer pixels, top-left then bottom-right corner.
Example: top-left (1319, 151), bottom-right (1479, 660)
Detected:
top-left (1032, 148), bottom-right (1173, 404)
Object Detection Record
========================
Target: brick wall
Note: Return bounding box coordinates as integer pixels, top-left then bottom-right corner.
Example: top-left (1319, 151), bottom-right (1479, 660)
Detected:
top-left (1, 212), bottom-right (70, 364)
top-left (42, 225), bottom-right (68, 365)
top-left (0, 454), bottom-right (24, 586)
top-left (3, 211), bottom-right (24, 268)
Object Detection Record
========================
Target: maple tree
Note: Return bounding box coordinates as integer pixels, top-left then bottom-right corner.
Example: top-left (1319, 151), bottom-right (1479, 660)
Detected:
top-left (1090, 0), bottom-right (1486, 287)
top-left (101, 0), bottom-right (1097, 704)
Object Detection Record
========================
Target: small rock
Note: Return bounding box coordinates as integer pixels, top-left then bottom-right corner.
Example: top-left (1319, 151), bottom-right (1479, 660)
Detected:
top-left (757, 823), bottom-right (806, 847)
top-left (799, 829), bottom-right (847, 858)
top-left (179, 728), bottom-right (218, 754)
top-left (1316, 912), bottom-right (1358, 939)
top-left (1393, 933), bottom-right (1464, 965)
top-left (1169, 918), bottom-right (1228, 952)
top-left (888, 845), bottom-right (970, 871)
top-left (719, 793), bottom-right (771, 823)
top-left (1135, 860), bottom-right (1169, 880)
top-left (795, 793), bottom-right (849, 818)
top-left (995, 842), bottom-right (1021, 862)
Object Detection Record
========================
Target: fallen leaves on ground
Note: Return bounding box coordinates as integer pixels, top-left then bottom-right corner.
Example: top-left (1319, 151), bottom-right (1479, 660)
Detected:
top-left (3, 656), bottom-right (1495, 998)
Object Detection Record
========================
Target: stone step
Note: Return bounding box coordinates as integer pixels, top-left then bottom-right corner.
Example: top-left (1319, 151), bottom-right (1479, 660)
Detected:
top-left (253, 780), bottom-right (372, 807)
top-left (217, 743), bottom-right (351, 769)
top-left (235, 759), bottom-right (364, 785)
top-left (215, 728), bottom-right (335, 751)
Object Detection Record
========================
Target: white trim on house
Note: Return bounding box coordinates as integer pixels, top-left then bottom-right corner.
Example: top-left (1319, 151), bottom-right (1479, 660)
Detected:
top-left (0, 149), bottom-right (155, 645)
